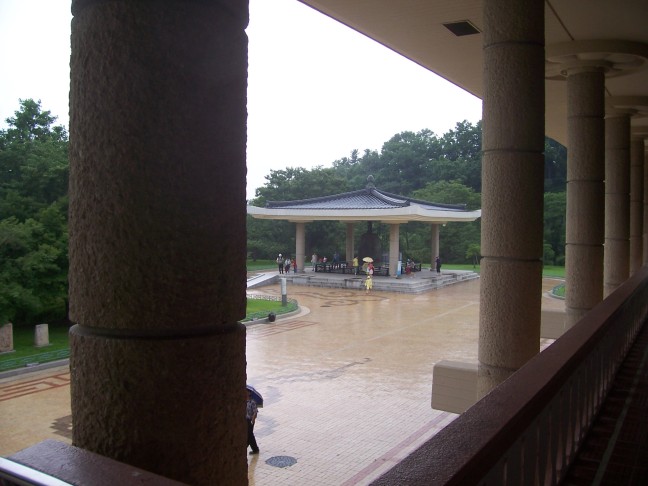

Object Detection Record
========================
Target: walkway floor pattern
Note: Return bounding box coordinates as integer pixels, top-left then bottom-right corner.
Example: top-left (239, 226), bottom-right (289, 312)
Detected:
top-left (0, 277), bottom-right (565, 485)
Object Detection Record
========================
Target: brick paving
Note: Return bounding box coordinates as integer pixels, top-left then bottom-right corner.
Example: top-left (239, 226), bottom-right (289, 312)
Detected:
top-left (0, 277), bottom-right (565, 485)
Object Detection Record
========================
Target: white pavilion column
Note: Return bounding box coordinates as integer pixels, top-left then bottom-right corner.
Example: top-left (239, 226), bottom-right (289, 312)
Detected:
top-left (295, 222), bottom-right (306, 273)
top-left (346, 223), bottom-right (355, 262)
top-left (630, 138), bottom-right (644, 274)
top-left (477, 0), bottom-right (545, 396)
top-left (430, 224), bottom-right (440, 268)
top-left (604, 113), bottom-right (631, 295)
top-left (389, 223), bottom-right (400, 276)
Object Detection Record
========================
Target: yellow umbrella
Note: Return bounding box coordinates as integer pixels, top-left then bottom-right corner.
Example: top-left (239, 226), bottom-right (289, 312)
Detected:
top-left (363, 257), bottom-right (373, 263)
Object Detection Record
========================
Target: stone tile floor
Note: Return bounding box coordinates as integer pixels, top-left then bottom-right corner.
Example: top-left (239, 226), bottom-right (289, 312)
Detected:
top-left (0, 277), bottom-right (565, 485)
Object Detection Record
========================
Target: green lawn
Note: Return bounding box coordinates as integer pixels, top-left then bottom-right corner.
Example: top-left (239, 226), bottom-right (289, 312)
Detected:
top-left (0, 324), bottom-right (71, 372)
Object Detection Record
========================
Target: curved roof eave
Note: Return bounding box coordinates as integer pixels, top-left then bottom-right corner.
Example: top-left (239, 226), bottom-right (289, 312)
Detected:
top-left (247, 205), bottom-right (481, 223)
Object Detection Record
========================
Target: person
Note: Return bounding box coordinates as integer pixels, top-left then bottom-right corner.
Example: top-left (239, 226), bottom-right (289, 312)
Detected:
top-left (333, 251), bottom-right (340, 269)
top-left (435, 256), bottom-right (442, 274)
top-left (246, 389), bottom-right (259, 455)
top-left (368, 262), bottom-right (375, 275)
top-left (364, 273), bottom-right (373, 294)
top-left (277, 254), bottom-right (283, 274)
top-left (293, 259), bottom-right (297, 273)
top-left (352, 255), bottom-right (359, 275)
top-left (284, 256), bottom-right (291, 273)
top-left (311, 253), bottom-right (318, 271)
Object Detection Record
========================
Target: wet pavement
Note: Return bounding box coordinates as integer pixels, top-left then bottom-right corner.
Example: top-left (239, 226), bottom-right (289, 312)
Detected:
top-left (0, 277), bottom-right (565, 485)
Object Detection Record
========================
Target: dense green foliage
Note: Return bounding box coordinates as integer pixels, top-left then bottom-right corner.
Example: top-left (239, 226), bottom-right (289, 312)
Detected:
top-left (249, 121), bottom-right (567, 265)
top-left (0, 100), bottom-right (69, 326)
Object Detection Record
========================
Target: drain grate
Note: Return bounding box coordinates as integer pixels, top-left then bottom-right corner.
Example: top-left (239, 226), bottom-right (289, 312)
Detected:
top-left (266, 456), bottom-right (297, 468)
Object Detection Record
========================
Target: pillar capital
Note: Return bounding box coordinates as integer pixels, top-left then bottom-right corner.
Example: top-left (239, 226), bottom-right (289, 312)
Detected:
top-left (546, 40), bottom-right (648, 80)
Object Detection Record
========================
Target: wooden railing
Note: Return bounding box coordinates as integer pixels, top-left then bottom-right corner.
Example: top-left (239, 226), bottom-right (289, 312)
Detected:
top-left (372, 266), bottom-right (648, 485)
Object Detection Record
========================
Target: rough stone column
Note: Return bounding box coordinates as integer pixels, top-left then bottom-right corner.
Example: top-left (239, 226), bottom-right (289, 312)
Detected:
top-left (644, 141), bottom-right (648, 264)
top-left (389, 224), bottom-right (400, 276)
top-left (346, 222), bottom-right (355, 262)
top-left (68, 1), bottom-right (248, 484)
top-left (478, 0), bottom-right (544, 397)
top-left (629, 138), bottom-right (644, 274)
top-left (295, 222), bottom-right (306, 273)
top-left (564, 68), bottom-right (606, 326)
top-left (430, 224), bottom-right (440, 268)
top-left (604, 113), bottom-right (631, 295)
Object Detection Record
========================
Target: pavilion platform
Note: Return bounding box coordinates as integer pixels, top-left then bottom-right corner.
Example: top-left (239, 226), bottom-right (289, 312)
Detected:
top-left (247, 268), bottom-right (479, 293)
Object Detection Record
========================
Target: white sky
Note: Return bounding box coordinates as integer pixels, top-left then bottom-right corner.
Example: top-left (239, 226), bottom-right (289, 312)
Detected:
top-left (0, 0), bottom-right (482, 199)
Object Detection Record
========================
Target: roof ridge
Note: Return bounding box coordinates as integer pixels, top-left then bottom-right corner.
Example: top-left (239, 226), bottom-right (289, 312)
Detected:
top-left (378, 189), bottom-right (467, 210)
top-left (266, 188), bottom-right (368, 208)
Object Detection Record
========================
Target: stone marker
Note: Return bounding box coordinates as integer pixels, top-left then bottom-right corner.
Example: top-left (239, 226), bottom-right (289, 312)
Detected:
top-left (0, 323), bottom-right (14, 353)
top-left (34, 323), bottom-right (50, 347)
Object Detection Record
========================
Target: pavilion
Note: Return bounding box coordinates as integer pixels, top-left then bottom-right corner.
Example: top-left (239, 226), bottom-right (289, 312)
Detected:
top-left (247, 176), bottom-right (481, 275)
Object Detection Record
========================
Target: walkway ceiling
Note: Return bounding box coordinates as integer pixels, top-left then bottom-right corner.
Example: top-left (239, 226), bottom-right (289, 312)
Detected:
top-left (298, 0), bottom-right (648, 147)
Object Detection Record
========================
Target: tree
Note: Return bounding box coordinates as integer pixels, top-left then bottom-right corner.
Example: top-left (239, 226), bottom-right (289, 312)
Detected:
top-left (0, 99), bottom-right (69, 326)
top-left (544, 138), bottom-right (567, 192)
top-left (543, 191), bottom-right (566, 265)
top-left (412, 181), bottom-right (482, 263)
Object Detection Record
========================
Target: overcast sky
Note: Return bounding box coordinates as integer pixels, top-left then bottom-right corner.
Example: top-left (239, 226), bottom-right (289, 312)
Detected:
top-left (0, 0), bottom-right (482, 199)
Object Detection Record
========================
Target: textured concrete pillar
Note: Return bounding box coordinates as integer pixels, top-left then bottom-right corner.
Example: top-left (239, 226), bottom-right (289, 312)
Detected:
top-left (68, 1), bottom-right (248, 484)
top-left (644, 141), bottom-right (648, 264)
top-left (430, 224), bottom-right (440, 268)
top-left (478, 0), bottom-right (544, 397)
top-left (630, 138), bottom-right (644, 274)
top-left (564, 69), bottom-right (605, 326)
top-left (346, 223), bottom-right (355, 262)
top-left (604, 114), bottom-right (631, 295)
top-left (295, 222), bottom-right (306, 273)
top-left (389, 224), bottom-right (400, 276)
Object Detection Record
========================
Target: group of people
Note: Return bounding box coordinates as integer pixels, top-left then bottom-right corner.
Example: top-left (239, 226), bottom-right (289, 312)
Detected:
top-left (276, 253), bottom-right (297, 274)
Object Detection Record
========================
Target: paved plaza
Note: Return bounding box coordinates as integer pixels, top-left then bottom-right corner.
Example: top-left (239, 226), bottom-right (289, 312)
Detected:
top-left (0, 277), bottom-right (564, 485)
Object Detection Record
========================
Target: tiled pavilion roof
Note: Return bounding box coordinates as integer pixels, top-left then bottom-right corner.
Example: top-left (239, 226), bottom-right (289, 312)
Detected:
top-left (247, 179), bottom-right (481, 223)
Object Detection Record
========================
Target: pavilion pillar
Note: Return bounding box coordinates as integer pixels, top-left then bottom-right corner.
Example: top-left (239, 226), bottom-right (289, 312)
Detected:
top-left (477, 0), bottom-right (544, 397)
top-left (68, 0), bottom-right (248, 484)
top-left (295, 222), bottom-right (306, 273)
top-left (430, 224), bottom-right (440, 269)
top-left (346, 223), bottom-right (355, 263)
top-left (604, 113), bottom-right (631, 295)
top-left (630, 137), bottom-right (644, 274)
top-left (389, 224), bottom-right (400, 276)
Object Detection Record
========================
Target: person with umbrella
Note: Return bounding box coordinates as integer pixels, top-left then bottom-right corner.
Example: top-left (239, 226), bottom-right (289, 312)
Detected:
top-left (246, 388), bottom-right (260, 455)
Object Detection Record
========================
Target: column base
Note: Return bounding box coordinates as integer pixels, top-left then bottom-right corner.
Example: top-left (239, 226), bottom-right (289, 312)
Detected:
top-left (70, 323), bottom-right (247, 485)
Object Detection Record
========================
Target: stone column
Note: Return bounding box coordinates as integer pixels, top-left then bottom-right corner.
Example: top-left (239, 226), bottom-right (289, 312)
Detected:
top-left (346, 222), bottom-right (355, 263)
top-left (295, 222), bottom-right (306, 273)
top-left (389, 223), bottom-right (400, 276)
top-left (564, 68), bottom-right (606, 325)
top-left (430, 224), bottom-right (440, 268)
top-left (68, 1), bottom-right (248, 484)
top-left (644, 140), bottom-right (648, 265)
top-left (604, 113), bottom-right (631, 295)
top-left (478, 0), bottom-right (544, 397)
top-left (630, 138), bottom-right (644, 274)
